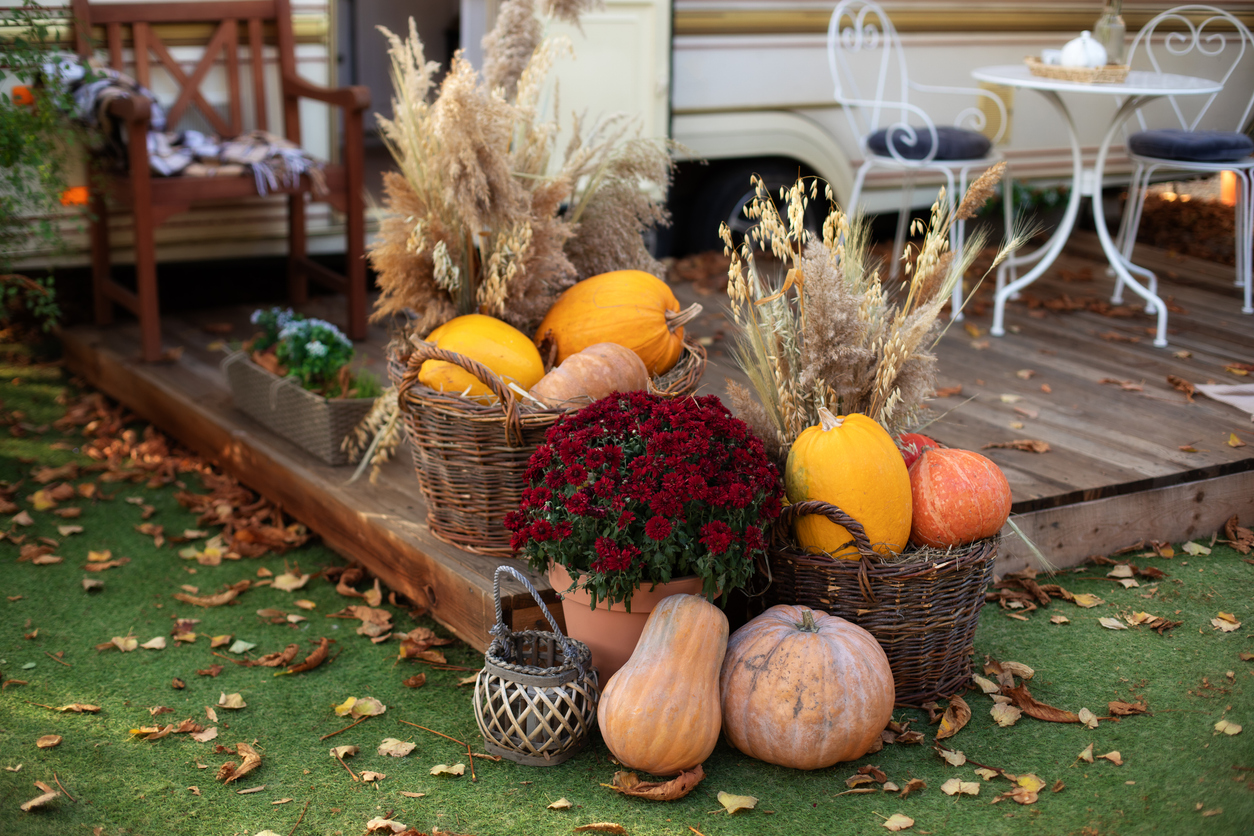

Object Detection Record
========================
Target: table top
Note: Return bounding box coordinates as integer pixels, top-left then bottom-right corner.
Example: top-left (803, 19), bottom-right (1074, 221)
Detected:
top-left (973, 64), bottom-right (1223, 96)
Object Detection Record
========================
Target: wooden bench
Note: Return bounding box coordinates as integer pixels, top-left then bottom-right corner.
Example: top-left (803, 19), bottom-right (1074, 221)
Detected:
top-left (71, 0), bottom-right (369, 361)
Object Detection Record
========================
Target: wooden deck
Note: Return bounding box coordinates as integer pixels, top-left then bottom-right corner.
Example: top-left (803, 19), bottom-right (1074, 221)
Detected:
top-left (60, 232), bottom-right (1254, 651)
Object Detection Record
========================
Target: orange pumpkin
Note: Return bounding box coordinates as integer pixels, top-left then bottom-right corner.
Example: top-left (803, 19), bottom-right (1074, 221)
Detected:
top-left (720, 604), bottom-right (895, 770)
top-left (534, 270), bottom-right (700, 375)
top-left (597, 594), bottom-right (727, 776)
top-left (908, 448), bottom-right (1011, 547)
top-left (785, 408), bottom-right (912, 556)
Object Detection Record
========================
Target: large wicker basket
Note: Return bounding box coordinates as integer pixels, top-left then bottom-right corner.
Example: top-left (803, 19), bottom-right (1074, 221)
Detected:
top-left (222, 351), bottom-right (374, 465)
top-left (473, 565), bottom-right (598, 766)
top-left (392, 339), bottom-right (705, 556)
top-left (766, 500), bottom-right (997, 707)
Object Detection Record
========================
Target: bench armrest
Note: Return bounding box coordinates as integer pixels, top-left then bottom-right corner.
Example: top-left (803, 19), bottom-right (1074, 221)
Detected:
top-left (102, 91), bottom-right (153, 127)
top-left (281, 74), bottom-right (370, 112)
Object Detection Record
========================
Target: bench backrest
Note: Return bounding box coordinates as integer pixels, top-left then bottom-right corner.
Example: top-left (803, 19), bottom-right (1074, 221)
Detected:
top-left (70, 0), bottom-right (302, 142)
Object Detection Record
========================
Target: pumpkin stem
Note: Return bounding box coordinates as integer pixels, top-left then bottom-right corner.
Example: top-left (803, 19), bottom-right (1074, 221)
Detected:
top-left (817, 406), bottom-right (843, 431)
top-left (797, 609), bottom-right (820, 632)
top-left (664, 303), bottom-right (703, 333)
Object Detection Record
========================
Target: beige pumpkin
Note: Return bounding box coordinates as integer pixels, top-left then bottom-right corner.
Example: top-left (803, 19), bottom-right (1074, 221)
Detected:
top-left (597, 594), bottom-right (727, 776)
top-left (719, 604), bottom-right (895, 770)
top-left (529, 343), bottom-right (649, 409)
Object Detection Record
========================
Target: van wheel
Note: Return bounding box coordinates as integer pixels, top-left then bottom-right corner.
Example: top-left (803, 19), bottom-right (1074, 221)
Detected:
top-left (686, 160), bottom-right (827, 255)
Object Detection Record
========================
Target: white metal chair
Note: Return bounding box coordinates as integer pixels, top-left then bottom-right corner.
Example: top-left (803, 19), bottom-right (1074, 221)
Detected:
top-left (1112, 5), bottom-right (1254, 315)
top-left (826, 0), bottom-right (1009, 316)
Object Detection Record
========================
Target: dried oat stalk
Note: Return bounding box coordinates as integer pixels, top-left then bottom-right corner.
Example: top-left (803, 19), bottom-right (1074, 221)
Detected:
top-left (725, 163), bottom-right (1021, 455)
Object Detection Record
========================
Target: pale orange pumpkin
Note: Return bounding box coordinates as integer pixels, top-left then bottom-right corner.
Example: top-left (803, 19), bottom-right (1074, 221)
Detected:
top-left (528, 342), bottom-right (649, 409)
top-left (908, 448), bottom-right (1011, 547)
top-left (719, 604), bottom-right (895, 770)
top-left (785, 408), bottom-right (912, 556)
top-left (597, 594), bottom-right (727, 776)
top-left (534, 270), bottom-right (701, 375)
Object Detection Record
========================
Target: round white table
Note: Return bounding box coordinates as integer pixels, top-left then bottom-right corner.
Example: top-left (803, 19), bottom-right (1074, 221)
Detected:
top-left (972, 64), bottom-right (1223, 347)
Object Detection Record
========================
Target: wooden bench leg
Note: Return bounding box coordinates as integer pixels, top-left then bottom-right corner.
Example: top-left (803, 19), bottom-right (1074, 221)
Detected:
top-left (345, 187), bottom-right (367, 341)
top-left (288, 193), bottom-right (308, 305)
top-left (133, 208), bottom-right (162, 363)
top-left (89, 187), bottom-right (113, 326)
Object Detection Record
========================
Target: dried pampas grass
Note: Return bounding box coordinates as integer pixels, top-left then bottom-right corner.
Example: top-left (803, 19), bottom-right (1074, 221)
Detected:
top-left (369, 1), bottom-right (674, 338)
top-left (725, 163), bottom-right (1022, 459)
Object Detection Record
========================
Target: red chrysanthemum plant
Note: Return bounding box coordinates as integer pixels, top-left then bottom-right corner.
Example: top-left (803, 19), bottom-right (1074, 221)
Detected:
top-left (505, 391), bottom-right (784, 610)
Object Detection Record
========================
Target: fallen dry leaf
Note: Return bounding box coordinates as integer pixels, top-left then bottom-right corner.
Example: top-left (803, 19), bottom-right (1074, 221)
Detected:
top-left (429, 763), bottom-right (465, 776)
top-left (378, 738), bottom-right (416, 758)
top-left (280, 637), bottom-right (332, 674)
top-left (603, 765), bottom-right (705, 801)
top-left (218, 742), bottom-right (261, 784)
top-left (1214, 719), bottom-right (1242, 736)
top-left (1098, 750), bottom-right (1123, 765)
top-left (217, 692), bottom-right (246, 710)
top-left (360, 771), bottom-right (385, 783)
top-left (882, 813), bottom-right (915, 831)
top-left (547, 798), bottom-right (573, 810)
top-left (1072, 593), bottom-right (1104, 608)
top-left (1050, 615), bottom-right (1070, 625)
top-left (1100, 617), bottom-right (1129, 631)
top-left (1078, 708), bottom-right (1099, 729)
top-left (174, 580), bottom-right (250, 608)
top-left (941, 778), bottom-right (979, 796)
top-left (330, 745), bottom-right (359, 759)
top-left (271, 571), bottom-right (310, 592)
top-left (982, 439), bottom-right (1051, 453)
top-left (1212, 612), bottom-right (1241, 633)
top-left (717, 789), bottom-right (758, 814)
top-left (19, 787), bottom-right (59, 812)
top-left (573, 825), bottom-right (628, 835)
top-left (975, 768), bottom-right (999, 781)
top-left (939, 748), bottom-right (966, 767)
top-left (936, 695), bottom-right (971, 741)
top-left (899, 778), bottom-right (926, 798)
top-left (991, 703), bottom-right (1022, 727)
top-left (35, 735), bottom-right (61, 749)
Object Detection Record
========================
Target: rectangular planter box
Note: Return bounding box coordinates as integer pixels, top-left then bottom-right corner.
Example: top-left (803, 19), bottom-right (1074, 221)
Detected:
top-left (222, 351), bottom-right (373, 465)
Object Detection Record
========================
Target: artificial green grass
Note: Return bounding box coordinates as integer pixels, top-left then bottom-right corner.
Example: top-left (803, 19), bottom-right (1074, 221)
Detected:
top-left (0, 350), bottom-right (1251, 836)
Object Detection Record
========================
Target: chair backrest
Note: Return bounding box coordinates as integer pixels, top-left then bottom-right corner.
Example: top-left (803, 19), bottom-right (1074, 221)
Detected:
top-left (70, 0), bottom-right (301, 141)
top-left (826, 0), bottom-right (912, 147)
top-left (1125, 4), bottom-right (1254, 133)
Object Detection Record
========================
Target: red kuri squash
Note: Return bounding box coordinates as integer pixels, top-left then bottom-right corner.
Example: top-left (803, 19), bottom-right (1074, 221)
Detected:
top-left (908, 448), bottom-right (1011, 547)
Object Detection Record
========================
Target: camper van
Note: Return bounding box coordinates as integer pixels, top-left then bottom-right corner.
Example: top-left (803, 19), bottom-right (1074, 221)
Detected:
top-left (22, 0), bottom-right (1253, 265)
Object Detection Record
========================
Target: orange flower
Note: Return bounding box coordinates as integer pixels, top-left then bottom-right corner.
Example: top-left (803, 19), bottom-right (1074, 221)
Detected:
top-left (11, 85), bottom-right (35, 106)
top-left (59, 186), bottom-right (89, 206)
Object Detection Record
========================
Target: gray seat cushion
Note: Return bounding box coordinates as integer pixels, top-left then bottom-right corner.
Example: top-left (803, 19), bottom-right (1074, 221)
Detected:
top-left (1128, 129), bottom-right (1254, 163)
top-left (866, 126), bottom-right (992, 161)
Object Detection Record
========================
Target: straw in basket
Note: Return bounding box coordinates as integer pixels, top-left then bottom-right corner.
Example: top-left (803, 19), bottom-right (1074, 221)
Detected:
top-left (473, 565), bottom-right (599, 765)
top-left (766, 500), bottom-right (997, 707)
top-left (393, 339), bottom-right (706, 556)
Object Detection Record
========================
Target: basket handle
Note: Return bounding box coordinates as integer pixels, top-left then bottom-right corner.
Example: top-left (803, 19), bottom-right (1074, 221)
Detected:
top-left (774, 499), bottom-right (880, 604)
top-left (396, 339), bottom-right (527, 447)
top-left (489, 564), bottom-right (585, 672)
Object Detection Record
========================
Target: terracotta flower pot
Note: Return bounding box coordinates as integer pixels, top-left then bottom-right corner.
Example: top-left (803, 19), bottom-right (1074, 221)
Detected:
top-left (547, 563), bottom-right (706, 683)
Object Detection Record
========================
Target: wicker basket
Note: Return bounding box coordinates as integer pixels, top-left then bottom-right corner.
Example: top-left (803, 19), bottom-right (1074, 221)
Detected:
top-left (392, 338), bottom-right (705, 556)
top-left (222, 351), bottom-right (373, 465)
top-left (1024, 56), bottom-right (1129, 83)
top-left (766, 500), bottom-right (997, 707)
top-left (473, 565), bottom-right (599, 766)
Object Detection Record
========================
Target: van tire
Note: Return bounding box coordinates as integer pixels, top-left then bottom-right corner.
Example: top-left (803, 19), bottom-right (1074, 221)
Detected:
top-left (685, 159), bottom-right (824, 255)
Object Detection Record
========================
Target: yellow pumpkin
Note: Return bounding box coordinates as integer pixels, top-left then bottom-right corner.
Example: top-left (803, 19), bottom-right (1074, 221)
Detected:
top-left (720, 604), bottom-right (895, 770)
top-left (785, 408), bottom-right (912, 556)
top-left (418, 314), bottom-right (544, 405)
top-left (533, 270), bottom-right (701, 375)
top-left (597, 594), bottom-right (727, 776)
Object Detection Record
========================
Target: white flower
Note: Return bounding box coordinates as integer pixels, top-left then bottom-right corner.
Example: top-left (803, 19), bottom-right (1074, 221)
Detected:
top-left (305, 340), bottom-right (328, 357)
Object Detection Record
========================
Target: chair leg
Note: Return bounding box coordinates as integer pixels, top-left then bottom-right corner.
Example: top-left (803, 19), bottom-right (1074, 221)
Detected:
top-left (1112, 163), bottom-right (1153, 304)
top-left (1238, 170), bottom-right (1253, 314)
top-left (89, 186), bottom-right (113, 326)
top-left (288, 193), bottom-right (308, 306)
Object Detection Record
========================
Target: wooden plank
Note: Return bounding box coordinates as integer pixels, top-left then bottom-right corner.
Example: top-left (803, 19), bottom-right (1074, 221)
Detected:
top-left (59, 324), bottom-right (555, 652)
top-left (997, 468), bottom-right (1254, 574)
